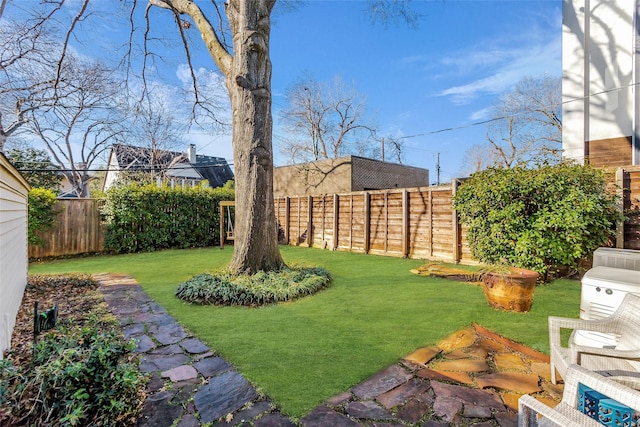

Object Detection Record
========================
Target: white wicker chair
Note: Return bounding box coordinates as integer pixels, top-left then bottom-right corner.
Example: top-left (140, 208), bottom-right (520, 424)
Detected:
top-left (549, 292), bottom-right (640, 389)
top-left (519, 364), bottom-right (640, 427)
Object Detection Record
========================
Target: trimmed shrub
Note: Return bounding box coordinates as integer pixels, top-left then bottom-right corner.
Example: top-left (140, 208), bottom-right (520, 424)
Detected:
top-left (452, 162), bottom-right (622, 280)
top-left (176, 266), bottom-right (332, 306)
top-left (100, 184), bottom-right (234, 253)
top-left (28, 188), bottom-right (59, 246)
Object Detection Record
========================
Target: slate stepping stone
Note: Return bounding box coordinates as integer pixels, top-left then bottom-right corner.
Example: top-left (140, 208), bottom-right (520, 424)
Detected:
top-left (193, 356), bottom-right (232, 378)
top-left (434, 359), bottom-right (489, 373)
top-left (137, 390), bottom-right (183, 427)
top-left (397, 398), bottom-right (431, 424)
top-left (135, 335), bottom-right (156, 353)
top-left (403, 347), bottom-right (441, 365)
top-left (431, 381), bottom-right (506, 412)
top-left (194, 371), bottom-right (257, 423)
top-left (376, 378), bottom-right (429, 409)
top-left (146, 372), bottom-right (165, 393)
top-left (494, 412), bottom-right (518, 427)
top-left (140, 353), bottom-right (189, 372)
top-left (346, 400), bottom-right (395, 420)
top-left (161, 365), bottom-right (198, 382)
top-left (153, 324), bottom-right (189, 345)
top-left (443, 349), bottom-right (469, 360)
top-left (437, 327), bottom-right (477, 352)
top-left (352, 365), bottom-right (412, 400)
top-left (123, 323), bottom-right (146, 339)
top-left (430, 369), bottom-right (474, 385)
top-left (493, 353), bottom-right (527, 371)
top-left (433, 396), bottom-right (463, 422)
top-left (463, 404), bottom-right (492, 418)
top-left (475, 371), bottom-right (541, 394)
top-left (253, 413), bottom-right (297, 426)
top-left (531, 361), bottom-right (553, 381)
top-left (326, 391), bottom-right (352, 407)
top-left (300, 405), bottom-right (360, 427)
top-left (214, 400), bottom-right (272, 426)
top-left (176, 414), bottom-right (200, 427)
top-left (150, 344), bottom-right (183, 356)
top-left (180, 338), bottom-right (209, 354)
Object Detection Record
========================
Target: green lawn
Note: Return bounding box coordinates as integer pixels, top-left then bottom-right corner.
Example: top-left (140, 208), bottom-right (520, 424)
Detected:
top-left (29, 246), bottom-right (582, 417)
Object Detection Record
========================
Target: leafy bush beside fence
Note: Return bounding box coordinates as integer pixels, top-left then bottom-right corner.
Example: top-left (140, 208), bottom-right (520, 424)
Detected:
top-left (27, 188), bottom-right (59, 246)
top-left (453, 162), bottom-right (622, 280)
top-left (100, 184), bottom-right (234, 253)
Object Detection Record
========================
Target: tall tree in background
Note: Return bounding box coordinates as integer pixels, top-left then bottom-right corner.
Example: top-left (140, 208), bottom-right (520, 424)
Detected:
top-left (26, 54), bottom-right (125, 197)
top-left (484, 75), bottom-right (562, 168)
top-left (4, 0), bottom-right (418, 274)
top-left (0, 16), bottom-right (60, 152)
top-left (278, 74), bottom-right (378, 163)
top-left (6, 146), bottom-right (61, 191)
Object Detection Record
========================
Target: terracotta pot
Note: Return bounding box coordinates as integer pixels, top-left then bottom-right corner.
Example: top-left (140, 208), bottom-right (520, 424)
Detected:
top-left (482, 267), bottom-right (539, 312)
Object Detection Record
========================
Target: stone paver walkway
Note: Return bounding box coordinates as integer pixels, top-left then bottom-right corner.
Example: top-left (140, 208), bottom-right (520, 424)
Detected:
top-left (96, 274), bottom-right (563, 427)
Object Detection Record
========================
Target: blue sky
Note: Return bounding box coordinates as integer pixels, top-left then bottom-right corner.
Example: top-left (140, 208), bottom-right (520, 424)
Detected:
top-left (268, 0), bottom-right (562, 182)
top-left (5, 0), bottom-right (562, 184)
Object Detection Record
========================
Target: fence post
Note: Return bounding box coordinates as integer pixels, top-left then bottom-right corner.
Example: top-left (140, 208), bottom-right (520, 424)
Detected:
top-left (452, 179), bottom-right (461, 264)
top-left (615, 167), bottom-right (625, 248)
top-left (307, 195), bottom-right (313, 247)
top-left (284, 197), bottom-right (290, 245)
top-left (428, 190), bottom-right (433, 258)
top-left (402, 189), bottom-right (409, 258)
top-left (364, 192), bottom-right (370, 254)
top-left (333, 194), bottom-right (339, 250)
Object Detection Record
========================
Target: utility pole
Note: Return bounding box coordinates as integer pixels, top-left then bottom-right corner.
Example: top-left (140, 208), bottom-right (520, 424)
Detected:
top-left (436, 152), bottom-right (441, 186)
top-left (381, 138), bottom-right (385, 162)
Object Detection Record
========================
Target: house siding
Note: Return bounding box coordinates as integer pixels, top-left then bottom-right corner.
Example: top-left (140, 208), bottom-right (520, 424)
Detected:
top-left (0, 154), bottom-right (30, 359)
top-left (563, 0), bottom-right (639, 165)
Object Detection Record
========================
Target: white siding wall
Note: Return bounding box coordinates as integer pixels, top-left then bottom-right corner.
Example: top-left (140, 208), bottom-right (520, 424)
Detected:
top-left (563, 0), bottom-right (635, 161)
top-left (0, 154), bottom-right (30, 359)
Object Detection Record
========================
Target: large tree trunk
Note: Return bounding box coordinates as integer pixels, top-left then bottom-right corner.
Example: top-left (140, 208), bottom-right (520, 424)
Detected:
top-left (225, 0), bottom-right (284, 274)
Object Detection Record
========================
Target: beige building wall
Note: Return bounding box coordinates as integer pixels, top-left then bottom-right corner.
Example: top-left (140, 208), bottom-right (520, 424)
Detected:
top-left (351, 157), bottom-right (429, 191)
top-left (273, 156), bottom-right (429, 196)
top-left (0, 154), bottom-right (30, 359)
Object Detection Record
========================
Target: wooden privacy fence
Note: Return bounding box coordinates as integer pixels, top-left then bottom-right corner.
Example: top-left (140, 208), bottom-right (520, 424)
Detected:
top-left (618, 165), bottom-right (640, 250)
top-left (28, 198), bottom-right (104, 259)
top-left (26, 166), bottom-right (640, 259)
top-left (274, 183), bottom-right (473, 263)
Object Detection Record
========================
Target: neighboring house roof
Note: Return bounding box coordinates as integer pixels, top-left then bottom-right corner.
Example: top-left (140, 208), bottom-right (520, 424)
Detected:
top-left (106, 143), bottom-right (234, 188)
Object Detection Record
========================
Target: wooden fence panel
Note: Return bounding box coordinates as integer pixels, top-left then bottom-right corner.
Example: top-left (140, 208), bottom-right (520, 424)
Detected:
top-left (29, 199), bottom-right (104, 258)
top-left (278, 186), bottom-right (462, 261)
top-left (624, 168), bottom-right (640, 250)
top-left (310, 195), bottom-right (334, 249)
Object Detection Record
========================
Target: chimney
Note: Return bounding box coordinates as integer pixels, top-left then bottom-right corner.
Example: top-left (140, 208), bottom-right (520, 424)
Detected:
top-left (187, 144), bottom-right (196, 163)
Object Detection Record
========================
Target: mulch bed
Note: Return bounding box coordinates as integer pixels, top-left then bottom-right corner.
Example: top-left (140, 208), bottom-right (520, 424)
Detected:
top-left (5, 279), bottom-right (105, 366)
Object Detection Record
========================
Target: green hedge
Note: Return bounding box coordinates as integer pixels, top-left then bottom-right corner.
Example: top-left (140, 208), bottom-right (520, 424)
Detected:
top-left (28, 188), bottom-right (59, 246)
top-left (100, 184), bottom-right (234, 253)
top-left (452, 162), bottom-right (622, 280)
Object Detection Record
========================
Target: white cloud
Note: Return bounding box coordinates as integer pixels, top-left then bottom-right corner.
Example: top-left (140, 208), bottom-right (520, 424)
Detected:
top-left (438, 35), bottom-right (561, 105)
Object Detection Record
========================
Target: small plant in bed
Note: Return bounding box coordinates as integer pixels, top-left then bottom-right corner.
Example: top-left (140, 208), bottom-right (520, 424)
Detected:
top-left (175, 265), bottom-right (331, 306)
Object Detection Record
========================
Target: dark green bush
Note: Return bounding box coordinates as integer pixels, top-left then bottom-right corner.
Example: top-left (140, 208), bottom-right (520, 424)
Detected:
top-left (28, 188), bottom-right (60, 246)
top-left (0, 316), bottom-right (146, 426)
top-left (176, 266), bottom-right (332, 306)
top-left (100, 184), bottom-right (234, 253)
top-left (452, 162), bottom-right (622, 280)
